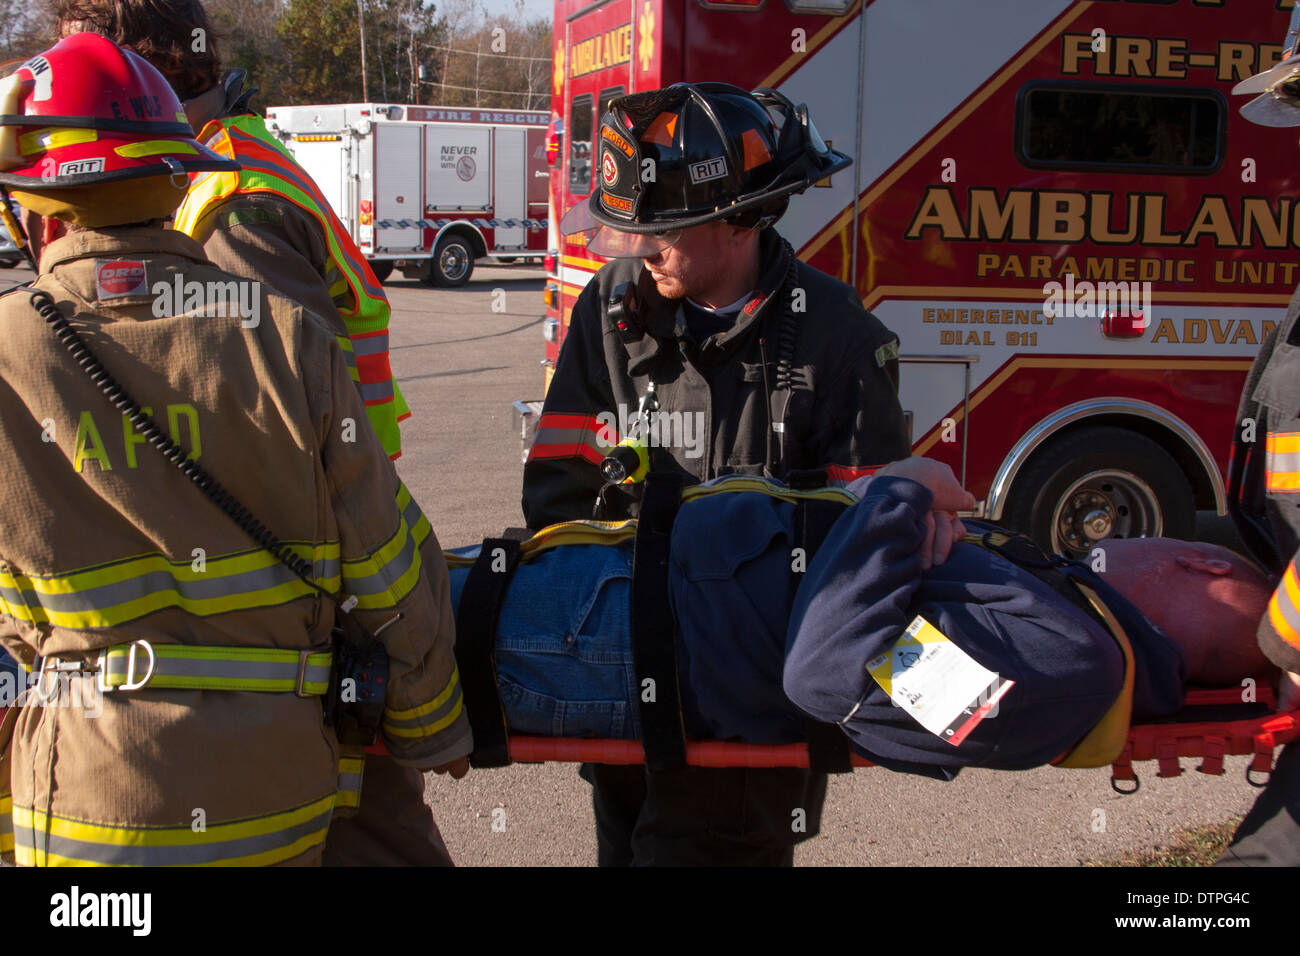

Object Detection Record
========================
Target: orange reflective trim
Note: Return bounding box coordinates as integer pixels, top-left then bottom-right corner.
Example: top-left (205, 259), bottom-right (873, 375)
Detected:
top-left (1267, 432), bottom-right (1300, 455)
top-left (1266, 471), bottom-right (1300, 492)
top-left (1282, 562), bottom-right (1300, 623)
top-left (1269, 592), bottom-right (1300, 650)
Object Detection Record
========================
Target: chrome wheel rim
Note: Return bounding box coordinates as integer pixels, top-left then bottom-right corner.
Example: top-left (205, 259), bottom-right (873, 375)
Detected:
top-left (439, 243), bottom-right (470, 282)
top-left (1050, 468), bottom-right (1162, 558)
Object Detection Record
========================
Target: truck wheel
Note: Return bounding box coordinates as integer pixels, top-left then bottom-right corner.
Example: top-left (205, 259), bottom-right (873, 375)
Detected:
top-left (368, 260), bottom-right (394, 282)
top-left (1001, 426), bottom-right (1195, 559)
top-left (429, 234), bottom-right (474, 287)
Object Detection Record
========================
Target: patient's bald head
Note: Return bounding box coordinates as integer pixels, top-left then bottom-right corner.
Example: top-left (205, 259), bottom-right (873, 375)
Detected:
top-left (1098, 538), bottom-right (1276, 685)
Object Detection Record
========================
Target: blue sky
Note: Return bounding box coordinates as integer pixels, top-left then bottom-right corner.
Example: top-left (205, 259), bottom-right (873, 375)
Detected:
top-left (475, 0), bottom-right (554, 20)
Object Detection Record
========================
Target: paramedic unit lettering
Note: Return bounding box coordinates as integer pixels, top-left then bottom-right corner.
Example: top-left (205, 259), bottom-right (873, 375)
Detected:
top-left (266, 104), bottom-right (549, 287)
top-left (537, 0), bottom-right (1296, 557)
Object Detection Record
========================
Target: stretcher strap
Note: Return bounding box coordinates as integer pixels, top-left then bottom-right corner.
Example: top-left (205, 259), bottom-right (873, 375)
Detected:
top-left (792, 490), bottom-right (855, 774)
top-left (631, 473), bottom-right (688, 771)
top-left (454, 534), bottom-right (527, 768)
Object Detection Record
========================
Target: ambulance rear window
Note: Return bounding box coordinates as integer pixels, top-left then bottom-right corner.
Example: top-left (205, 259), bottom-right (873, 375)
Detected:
top-left (1017, 82), bottom-right (1224, 175)
top-left (570, 93), bottom-right (594, 193)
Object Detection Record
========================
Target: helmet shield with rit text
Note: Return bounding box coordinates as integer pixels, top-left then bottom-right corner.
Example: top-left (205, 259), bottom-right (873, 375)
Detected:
top-left (559, 82), bottom-right (851, 257)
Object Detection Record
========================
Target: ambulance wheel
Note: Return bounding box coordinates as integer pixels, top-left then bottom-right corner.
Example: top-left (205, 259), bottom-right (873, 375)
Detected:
top-left (429, 234), bottom-right (474, 287)
top-left (369, 260), bottom-right (394, 282)
top-left (1003, 426), bottom-right (1195, 560)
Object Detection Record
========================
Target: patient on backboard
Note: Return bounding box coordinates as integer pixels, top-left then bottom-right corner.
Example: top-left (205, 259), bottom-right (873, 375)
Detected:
top-left (447, 461), bottom-right (1276, 777)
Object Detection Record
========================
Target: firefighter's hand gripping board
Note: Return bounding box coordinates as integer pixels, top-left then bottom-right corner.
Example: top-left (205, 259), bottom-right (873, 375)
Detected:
top-left (867, 615), bottom-right (1014, 747)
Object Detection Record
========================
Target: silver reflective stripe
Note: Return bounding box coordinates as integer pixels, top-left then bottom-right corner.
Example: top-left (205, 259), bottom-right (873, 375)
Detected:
top-left (359, 379), bottom-right (395, 403)
top-left (352, 333), bottom-right (389, 356)
top-left (8, 557), bottom-right (341, 616)
top-left (100, 647), bottom-right (330, 691)
top-left (384, 682), bottom-right (463, 733)
top-left (1273, 571), bottom-right (1300, 640)
top-left (1267, 448), bottom-right (1300, 485)
top-left (342, 523), bottom-right (419, 598)
top-left (337, 770), bottom-right (363, 798)
top-left (13, 806), bottom-right (332, 865)
top-left (530, 426), bottom-right (612, 455)
top-left (401, 492), bottom-right (431, 548)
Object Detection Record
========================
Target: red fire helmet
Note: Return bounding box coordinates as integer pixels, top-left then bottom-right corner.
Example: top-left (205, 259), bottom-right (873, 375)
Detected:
top-left (0, 32), bottom-right (237, 188)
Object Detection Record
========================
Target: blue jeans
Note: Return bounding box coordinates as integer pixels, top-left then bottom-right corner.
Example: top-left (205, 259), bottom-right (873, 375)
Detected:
top-left (448, 541), bottom-right (639, 739)
top-left (0, 647), bottom-right (20, 705)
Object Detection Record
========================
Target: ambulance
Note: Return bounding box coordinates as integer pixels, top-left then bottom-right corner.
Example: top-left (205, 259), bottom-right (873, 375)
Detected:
top-left (534, 0), bottom-right (1299, 557)
top-left (266, 103), bottom-right (549, 286)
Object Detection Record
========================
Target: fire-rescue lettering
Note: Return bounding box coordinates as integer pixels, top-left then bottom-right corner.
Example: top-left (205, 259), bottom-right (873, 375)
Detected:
top-left (569, 24), bottom-right (633, 78)
top-left (907, 188), bottom-right (1300, 250)
top-left (73, 404), bottom-right (200, 473)
top-left (1060, 33), bottom-right (1282, 82)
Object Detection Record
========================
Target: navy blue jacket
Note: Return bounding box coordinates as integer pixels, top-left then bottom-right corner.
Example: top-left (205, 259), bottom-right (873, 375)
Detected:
top-left (783, 477), bottom-right (1187, 777)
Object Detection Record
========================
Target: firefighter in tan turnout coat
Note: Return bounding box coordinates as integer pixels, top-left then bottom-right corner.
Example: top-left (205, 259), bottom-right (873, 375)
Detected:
top-left (0, 33), bottom-right (470, 866)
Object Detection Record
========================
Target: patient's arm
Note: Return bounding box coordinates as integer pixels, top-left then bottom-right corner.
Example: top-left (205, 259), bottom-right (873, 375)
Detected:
top-left (851, 458), bottom-right (975, 568)
top-left (783, 476), bottom-right (933, 725)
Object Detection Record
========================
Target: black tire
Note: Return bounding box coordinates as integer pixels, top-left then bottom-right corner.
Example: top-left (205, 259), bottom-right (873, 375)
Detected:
top-left (1001, 425), bottom-right (1195, 559)
top-left (368, 260), bottom-right (394, 282)
top-left (496, 256), bottom-right (517, 264)
top-left (429, 233), bottom-right (474, 287)
top-left (0, 257), bottom-right (19, 269)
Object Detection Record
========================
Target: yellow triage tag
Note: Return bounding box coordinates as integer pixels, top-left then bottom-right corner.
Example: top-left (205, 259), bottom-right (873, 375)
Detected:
top-left (865, 614), bottom-right (1014, 747)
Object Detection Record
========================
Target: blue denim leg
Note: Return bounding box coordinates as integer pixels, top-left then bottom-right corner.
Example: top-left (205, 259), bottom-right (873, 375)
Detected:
top-left (448, 541), bottom-right (638, 739)
top-left (0, 646), bottom-right (21, 706)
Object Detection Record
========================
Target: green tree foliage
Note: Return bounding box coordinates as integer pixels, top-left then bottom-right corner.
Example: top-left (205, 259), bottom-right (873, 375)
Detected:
top-left (208, 0), bottom-right (293, 105)
top-left (274, 0), bottom-right (447, 104)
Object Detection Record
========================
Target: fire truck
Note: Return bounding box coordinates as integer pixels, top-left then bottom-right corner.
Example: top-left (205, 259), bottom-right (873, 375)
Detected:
top-left (530, 0), bottom-right (1299, 557)
top-left (265, 103), bottom-right (549, 286)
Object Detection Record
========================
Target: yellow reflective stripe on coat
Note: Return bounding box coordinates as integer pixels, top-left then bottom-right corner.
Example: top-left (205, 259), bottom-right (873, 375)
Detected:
top-left (335, 752), bottom-right (365, 810)
top-left (172, 115), bottom-right (405, 458)
top-left (98, 644), bottom-right (332, 694)
top-left (0, 542), bottom-right (340, 629)
top-left (0, 792), bottom-right (12, 857)
top-left (383, 665), bottom-right (464, 739)
top-left (11, 793), bottom-right (334, 866)
top-left (341, 512), bottom-right (423, 610)
top-left (397, 482), bottom-right (432, 551)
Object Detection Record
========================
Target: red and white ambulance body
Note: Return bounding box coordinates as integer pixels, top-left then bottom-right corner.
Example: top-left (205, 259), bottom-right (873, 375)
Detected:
top-left (266, 103), bottom-right (549, 286)
top-left (540, 0), bottom-right (1298, 555)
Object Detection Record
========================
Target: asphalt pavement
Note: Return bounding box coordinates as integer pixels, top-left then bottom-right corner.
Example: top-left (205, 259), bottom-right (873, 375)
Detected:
top-left (0, 261), bottom-right (1265, 867)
